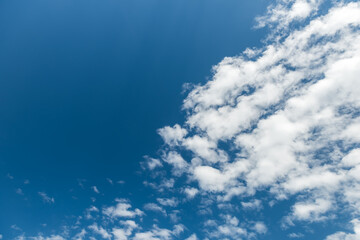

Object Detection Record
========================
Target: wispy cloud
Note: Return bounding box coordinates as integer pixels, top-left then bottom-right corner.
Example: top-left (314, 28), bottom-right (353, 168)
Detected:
top-left (38, 192), bottom-right (55, 204)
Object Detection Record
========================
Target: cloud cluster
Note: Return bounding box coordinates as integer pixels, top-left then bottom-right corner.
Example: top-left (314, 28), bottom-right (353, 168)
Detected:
top-left (152, 0), bottom-right (360, 238)
top-left (17, 198), bottom-right (189, 240)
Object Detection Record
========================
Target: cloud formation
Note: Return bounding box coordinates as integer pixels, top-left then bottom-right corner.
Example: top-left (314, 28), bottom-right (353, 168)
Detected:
top-left (154, 0), bottom-right (360, 238)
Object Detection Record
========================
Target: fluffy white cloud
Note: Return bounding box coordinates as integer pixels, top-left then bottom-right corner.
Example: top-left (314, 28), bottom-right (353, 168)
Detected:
top-left (143, 156), bottom-right (162, 170)
top-left (112, 229), bottom-right (128, 240)
top-left (205, 215), bottom-right (248, 239)
top-left (103, 199), bottom-right (144, 219)
top-left (88, 224), bottom-right (111, 239)
top-left (252, 222), bottom-right (267, 234)
top-left (256, 0), bottom-right (323, 30)
top-left (132, 225), bottom-right (181, 240)
top-left (185, 234), bottom-right (198, 240)
top-left (183, 187), bottom-right (199, 199)
top-left (241, 199), bottom-right (262, 211)
top-left (193, 166), bottom-right (230, 192)
top-left (156, 197), bottom-right (178, 207)
top-left (157, 124), bottom-right (187, 146)
top-left (31, 236), bottom-right (65, 240)
top-left (72, 229), bottom-right (86, 240)
top-left (163, 152), bottom-right (188, 176)
top-left (144, 203), bottom-right (166, 215)
top-left (326, 219), bottom-right (360, 240)
top-left (291, 198), bottom-right (332, 221)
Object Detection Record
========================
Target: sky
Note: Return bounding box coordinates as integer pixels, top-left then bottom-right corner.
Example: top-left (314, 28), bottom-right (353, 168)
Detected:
top-left (1, 0), bottom-right (360, 239)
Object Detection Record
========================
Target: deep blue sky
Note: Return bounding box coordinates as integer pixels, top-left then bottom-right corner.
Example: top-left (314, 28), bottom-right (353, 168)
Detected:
top-left (0, 0), bottom-right (267, 238)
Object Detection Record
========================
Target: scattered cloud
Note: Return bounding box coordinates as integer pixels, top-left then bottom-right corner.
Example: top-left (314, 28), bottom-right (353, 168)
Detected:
top-left (38, 192), bottom-right (55, 204)
top-left (16, 188), bottom-right (24, 195)
top-left (92, 186), bottom-right (100, 194)
top-left (144, 203), bottom-right (166, 215)
top-left (88, 224), bottom-right (111, 239)
top-left (103, 199), bottom-right (144, 219)
top-left (326, 219), bottom-right (360, 240)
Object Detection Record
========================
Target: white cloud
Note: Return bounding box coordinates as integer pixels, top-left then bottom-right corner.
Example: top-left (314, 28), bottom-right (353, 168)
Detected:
top-left (193, 166), bottom-right (230, 192)
top-left (206, 215), bottom-right (247, 239)
top-left (241, 199), bottom-right (262, 211)
top-left (112, 220), bottom-right (138, 240)
top-left (143, 178), bottom-right (175, 192)
top-left (157, 197), bottom-right (178, 207)
top-left (143, 156), bottom-right (163, 170)
top-left (106, 178), bottom-right (113, 185)
top-left (85, 206), bottom-right (99, 219)
top-left (144, 203), bottom-right (166, 215)
top-left (252, 222), bottom-right (267, 234)
top-left (92, 186), bottom-right (100, 194)
top-left (341, 149), bottom-right (360, 167)
top-left (185, 234), bottom-right (198, 240)
top-left (38, 192), bottom-right (55, 204)
top-left (103, 199), bottom-right (143, 218)
top-left (163, 152), bottom-right (188, 176)
top-left (72, 229), bottom-right (86, 240)
top-left (158, 124), bottom-right (187, 146)
top-left (326, 219), bottom-right (360, 240)
top-left (183, 187), bottom-right (199, 199)
top-left (88, 224), bottom-right (111, 239)
top-left (112, 229), bottom-right (128, 240)
top-left (132, 225), bottom-right (173, 240)
top-left (120, 220), bottom-right (138, 230)
top-left (289, 198), bottom-right (333, 223)
top-left (256, 0), bottom-right (323, 30)
top-left (32, 236), bottom-right (65, 240)
top-left (288, 232), bottom-right (304, 238)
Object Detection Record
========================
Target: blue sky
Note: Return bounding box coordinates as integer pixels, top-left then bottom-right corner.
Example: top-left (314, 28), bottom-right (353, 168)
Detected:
top-left (1, 0), bottom-right (360, 239)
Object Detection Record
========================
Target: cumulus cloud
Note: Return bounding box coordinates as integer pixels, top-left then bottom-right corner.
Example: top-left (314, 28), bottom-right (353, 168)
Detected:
top-left (103, 199), bottom-right (144, 219)
top-left (255, 0), bottom-right (323, 31)
top-left (142, 156), bottom-right (163, 171)
top-left (241, 199), bottom-right (262, 211)
top-left (155, 0), bottom-right (360, 238)
top-left (72, 229), bottom-right (86, 240)
top-left (326, 219), bottom-right (360, 240)
top-left (143, 203), bottom-right (166, 215)
top-left (88, 224), bottom-right (111, 239)
top-left (162, 152), bottom-right (188, 176)
top-left (156, 197), bottom-right (178, 207)
top-left (252, 222), bottom-right (267, 234)
top-left (31, 235), bottom-right (65, 240)
top-left (157, 124), bottom-right (187, 147)
top-left (132, 225), bottom-right (183, 240)
top-left (185, 234), bottom-right (198, 240)
top-left (183, 187), bottom-right (199, 199)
